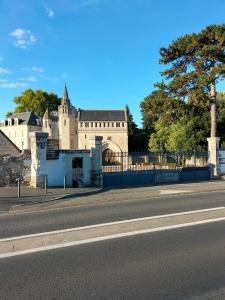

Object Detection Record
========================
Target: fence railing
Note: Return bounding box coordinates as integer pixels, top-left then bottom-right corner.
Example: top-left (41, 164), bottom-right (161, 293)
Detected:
top-left (102, 151), bottom-right (208, 173)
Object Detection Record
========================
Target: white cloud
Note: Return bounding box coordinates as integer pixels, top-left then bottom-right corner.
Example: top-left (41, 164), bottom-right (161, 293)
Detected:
top-left (43, 4), bottom-right (55, 18)
top-left (11, 28), bottom-right (37, 49)
top-left (19, 76), bottom-right (37, 82)
top-left (61, 73), bottom-right (69, 79)
top-left (31, 66), bottom-right (44, 73)
top-left (22, 66), bottom-right (58, 81)
top-left (0, 80), bottom-right (28, 88)
top-left (0, 67), bottom-right (10, 75)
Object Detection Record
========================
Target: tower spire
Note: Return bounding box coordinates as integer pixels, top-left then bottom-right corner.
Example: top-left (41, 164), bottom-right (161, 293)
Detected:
top-left (62, 83), bottom-right (70, 105)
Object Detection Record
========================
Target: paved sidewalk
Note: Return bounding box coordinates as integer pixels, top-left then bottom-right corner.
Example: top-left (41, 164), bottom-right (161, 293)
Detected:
top-left (6, 180), bottom-right (225, 214)
top-left (0, 187), bottom-right (100, 214)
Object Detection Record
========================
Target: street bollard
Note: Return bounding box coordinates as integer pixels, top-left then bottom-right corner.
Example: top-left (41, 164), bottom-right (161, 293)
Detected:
top-left (44, 176), bottom-right (47, 195)
top-left (64, 175), bottom-right (66, 191)
top-left (17, 178), bottom-right (21, 199)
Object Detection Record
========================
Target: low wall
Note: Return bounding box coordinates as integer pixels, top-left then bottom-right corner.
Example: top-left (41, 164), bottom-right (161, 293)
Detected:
top-left (0, 151), bottom-right (31, 186)
top-left (103, 167), bottom-right (210, 187)
top-left (219, 150), bottom-right (225, 175)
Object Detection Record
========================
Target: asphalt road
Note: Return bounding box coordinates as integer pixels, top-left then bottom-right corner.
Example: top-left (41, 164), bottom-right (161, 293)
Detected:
top-left (1, 190), bottom-right (225, 238)
top-left (1, 220), bottom-right (225, 299)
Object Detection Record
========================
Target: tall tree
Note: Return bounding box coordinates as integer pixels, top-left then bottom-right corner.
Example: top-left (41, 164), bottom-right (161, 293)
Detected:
top-left (159, 24), bottom-right (225, 138)
top-left (126, 105), bottom-right (137, 136)
top-left (140, 89), bottom-right (187, 133)
top-left (12, 89), bottom-right (61, 117)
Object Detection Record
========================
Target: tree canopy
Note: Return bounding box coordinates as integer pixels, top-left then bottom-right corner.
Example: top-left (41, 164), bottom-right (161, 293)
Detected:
top-left (159, 25), bottom-right (225, 96)
top-left (11, 89), bottom-right (61, 118)
top-left (158, 24), bottom-right (225, 137)
top-left (141, 89), bottom-right (225, 153)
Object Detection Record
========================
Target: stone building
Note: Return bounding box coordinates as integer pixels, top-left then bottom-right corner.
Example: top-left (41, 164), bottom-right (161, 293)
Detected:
top-left (0, 112), bottom-right (41, 150)
top-left (0, 85), bottom-right (128, 156)
top-left (42, 85), bottom-right (128, 155)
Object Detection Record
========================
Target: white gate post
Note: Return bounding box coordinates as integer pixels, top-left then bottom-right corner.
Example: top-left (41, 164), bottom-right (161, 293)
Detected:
top-left (207, 137), bottom-right (220, 179)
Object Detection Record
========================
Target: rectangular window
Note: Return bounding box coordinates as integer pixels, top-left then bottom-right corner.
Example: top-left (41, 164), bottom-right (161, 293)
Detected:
top-left (103, 123), bottom-right (106, 127)
top-left (99, 123), bottom-right (102, 127)
top-left (116, 122), bottom-right (120, 127)
top-left (64, 119), bottom-right (66, 126)
top-left (122, 122), bottom-right (125, 127)
top-left (85, 122), bottom-right (89, 128)
top-left (91, 122), bottom-right (93, 127)
top-left (95, 123), bottom-right (97, 127)
top-left (108, 122), bottom-right (110, 127)
top-left (112, 122), bottom-right (114, 127)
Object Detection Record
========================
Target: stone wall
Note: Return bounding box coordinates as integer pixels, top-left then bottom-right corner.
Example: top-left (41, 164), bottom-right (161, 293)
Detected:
top-left (0, 151), bottom-right (31, 186)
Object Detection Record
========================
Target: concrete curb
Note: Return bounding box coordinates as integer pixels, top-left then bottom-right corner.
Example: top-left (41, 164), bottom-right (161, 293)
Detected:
top-left (9, 188), bottom-right (103, 214)
top-left (7, 180), bottom-right (225, 215)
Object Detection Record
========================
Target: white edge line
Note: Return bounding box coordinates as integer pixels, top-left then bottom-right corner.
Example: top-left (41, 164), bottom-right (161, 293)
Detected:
top-left (1, 206), bottom-right (224, 242)
top-left (1, 216), bottom-right (225, 259)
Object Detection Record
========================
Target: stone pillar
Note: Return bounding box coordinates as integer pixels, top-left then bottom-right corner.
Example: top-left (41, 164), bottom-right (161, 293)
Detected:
top-left (89, 136), bottom-right (103, 187)
top-left (207, 137), bottom-right (220, 179)
top-left (29, 132), bottom-right (48, 188)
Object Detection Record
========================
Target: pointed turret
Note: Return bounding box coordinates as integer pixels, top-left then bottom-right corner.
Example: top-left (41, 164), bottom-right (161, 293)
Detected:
top-left (62, 84), bottom-right (70, 105)
top-left (43, 107), bottom-right (50, 119)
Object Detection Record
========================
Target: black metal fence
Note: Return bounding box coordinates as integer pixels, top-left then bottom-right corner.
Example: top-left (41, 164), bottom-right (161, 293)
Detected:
top-left (102, 151), bottom-right (208, 173)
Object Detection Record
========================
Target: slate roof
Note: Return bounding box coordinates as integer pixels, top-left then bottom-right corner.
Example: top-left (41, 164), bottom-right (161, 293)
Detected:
top-left (79, 110), bottom-right (126, 121)
top-left (0, 130), bottom-right (21, 156)
top-left (9, 112), bottom-right (40, 126)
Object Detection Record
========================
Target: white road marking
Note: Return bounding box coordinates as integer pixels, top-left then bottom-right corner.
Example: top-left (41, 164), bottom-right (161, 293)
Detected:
top-left (1, 206), bottom-right (224, 242)
top-left (1, 216), bottom-right (225, 259)
top-left (160, 190), bottom-right (192, 195)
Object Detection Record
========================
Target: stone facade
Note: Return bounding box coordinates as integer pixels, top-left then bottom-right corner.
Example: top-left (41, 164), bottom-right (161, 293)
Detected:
top-left (30, 132), bottom-right (48, 188)
top-left (0, 150), bottom-right (31, 186)
top-left (42, 85), bottom-right (128, 154)
top-left (0, 112), bottom-right (41, 150)
top-left (0, 86), bottom-right (128, 155)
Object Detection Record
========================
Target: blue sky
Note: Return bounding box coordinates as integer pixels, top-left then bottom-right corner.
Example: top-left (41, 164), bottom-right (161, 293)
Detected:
top-left (0, 0), bottom-right (225, 126)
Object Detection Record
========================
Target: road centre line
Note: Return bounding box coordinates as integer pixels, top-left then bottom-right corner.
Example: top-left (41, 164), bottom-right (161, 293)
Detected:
top-left (1, 216), bottom-right (225, 259)
top-left (1, 206), bottom-right (224, 242)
